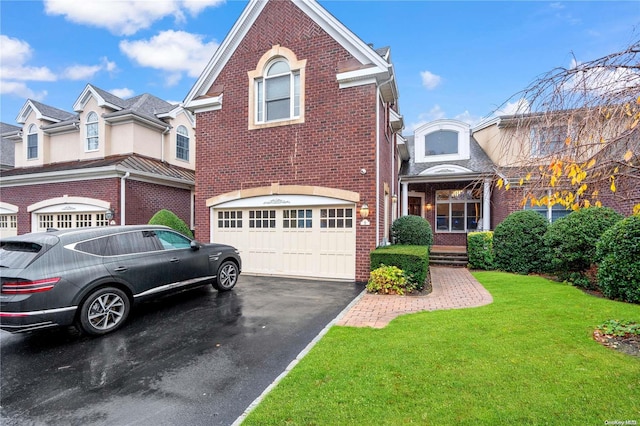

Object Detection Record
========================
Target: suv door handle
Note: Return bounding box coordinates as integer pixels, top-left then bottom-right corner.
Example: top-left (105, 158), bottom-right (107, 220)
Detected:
top-left (170, 258), bottom-right (180, 263)
top-left (113, 266), bottom-right (128, 272)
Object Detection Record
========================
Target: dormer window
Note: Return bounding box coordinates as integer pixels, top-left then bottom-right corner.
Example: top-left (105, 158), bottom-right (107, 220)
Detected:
top-left (414, 119), bottom-right (470, 163)
top-left (86, 112), bottom-right (99, 151)
top-left (27, 124), bottom-right (38, 159)
top-left (176, 125), bottom-right (189, 161)
top-left (425, 130), bottom-right (458, 156)
top-left (248, 45), bottom-right (306, 129)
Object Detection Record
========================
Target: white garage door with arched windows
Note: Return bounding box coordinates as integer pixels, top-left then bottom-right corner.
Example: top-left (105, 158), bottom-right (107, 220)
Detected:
top-left (29, 196), bottom-right (111, 233)
top-left (211, 195), bottom-right (356, 281)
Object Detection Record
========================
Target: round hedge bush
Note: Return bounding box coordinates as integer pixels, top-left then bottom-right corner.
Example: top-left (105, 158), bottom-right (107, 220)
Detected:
top-left (596, 215), bottom-right (640, 304)
top-left (148, 209), bottom-right (194, 239)
top-left (493, 210), bottom-right (548, 274)
top-left (391, 215), bottom-right (433, 246)
top-left (544, 207), bottom-right (623, 279)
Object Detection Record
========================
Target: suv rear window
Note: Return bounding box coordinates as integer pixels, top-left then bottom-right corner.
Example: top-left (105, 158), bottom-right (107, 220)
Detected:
top-left (0, 242), bottom-right (44, 269)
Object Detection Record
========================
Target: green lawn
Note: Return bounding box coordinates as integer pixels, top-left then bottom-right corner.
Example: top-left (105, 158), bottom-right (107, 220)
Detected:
top-left (243, 271), bottom-right (640, 425)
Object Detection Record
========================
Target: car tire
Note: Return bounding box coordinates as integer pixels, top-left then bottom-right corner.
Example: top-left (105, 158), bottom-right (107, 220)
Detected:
top-left (78, 287), bottom-right (130, 335)
top-left (213, 261), bottom-right (238, 292)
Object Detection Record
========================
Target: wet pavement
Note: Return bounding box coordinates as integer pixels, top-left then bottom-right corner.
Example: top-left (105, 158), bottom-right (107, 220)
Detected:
top-left (0, 276), bottom-right (362, 426)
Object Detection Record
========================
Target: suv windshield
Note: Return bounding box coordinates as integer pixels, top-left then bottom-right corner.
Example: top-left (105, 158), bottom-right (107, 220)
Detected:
top-left (0, 242), bottom-right (44, 269)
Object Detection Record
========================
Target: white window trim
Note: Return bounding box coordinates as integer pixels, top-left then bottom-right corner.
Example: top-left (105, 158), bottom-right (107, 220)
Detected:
top-left (85, 111), bottom-right (99, 152)
top-left (176, 125), bottom-right (190, 162)
top-left (414, 119), bottom-right (470, 163)
top-left (26, 124), bottom-right (38, 160)
top-left (435, 189), bottom-right (482, 233)
top-left (247, 45), bottom-right (306, 130)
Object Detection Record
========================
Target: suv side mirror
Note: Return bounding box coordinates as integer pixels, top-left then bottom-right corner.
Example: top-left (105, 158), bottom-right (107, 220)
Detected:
top-left (190, 240), bottom-right (201, 251)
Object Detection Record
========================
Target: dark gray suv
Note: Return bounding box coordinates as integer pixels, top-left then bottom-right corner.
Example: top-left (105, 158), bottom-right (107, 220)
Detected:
top-left (0, 225), bottom-right (241, 335)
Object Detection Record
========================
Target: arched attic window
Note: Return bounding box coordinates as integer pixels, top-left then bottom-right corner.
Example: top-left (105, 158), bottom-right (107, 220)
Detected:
top-left (248, 45), bottom-right (306, 129)
top-left (86, 111), bottom-right (99, 151)
top-left (27, 124), bottom-right (38, 159)
top-left (176, 125), bottom-right (189, 161)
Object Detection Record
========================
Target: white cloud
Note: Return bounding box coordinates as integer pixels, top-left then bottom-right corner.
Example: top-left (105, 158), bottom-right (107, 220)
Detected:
top-left (61, 57), bottom-right (118, 80)
top-left (494, 98), bottom-right (531, 116)
top-left (420, 70), bottom-right (442, 90)
top-left (44, 0), bottom-right (225, 36)
top-left (407, 105), bottom-right (446, 131)
top-left (109, 88), bottom-right (135, 98)
top-left (565, 59), bottom-right (640, 95)
top-left (120, 30), bottom-right (219, 85)
top-left (0, 80), bottom-right (47, 101)
top-left (453, 110), bottom-right (484, 127)
top-left (0, 35), bottom-right (56, 82)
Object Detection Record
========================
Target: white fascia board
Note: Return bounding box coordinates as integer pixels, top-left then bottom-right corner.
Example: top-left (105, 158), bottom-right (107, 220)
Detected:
top-left (104, 113), bottom-right (168, 132)
top-left (16, 100), bottom-right (55, 124)
top-left (184, 95), bottom-right (223, 114)
top-left (73, 85), bottom-right (121, 112)
top-left (184, 0), bottom-right (267, 106)
top-left (0, 166), bottom-right (120, 187)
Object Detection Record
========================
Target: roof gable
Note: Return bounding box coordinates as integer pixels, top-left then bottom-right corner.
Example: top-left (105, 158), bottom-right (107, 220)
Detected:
top-left (184, 0), bottom-right (394, 108)
top-left (16, 99), bottom-right (75, 124)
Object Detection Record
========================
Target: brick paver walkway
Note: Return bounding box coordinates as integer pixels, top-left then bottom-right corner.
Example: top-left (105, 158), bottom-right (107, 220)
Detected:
top-left (336, 266), bottom-right (493, 328)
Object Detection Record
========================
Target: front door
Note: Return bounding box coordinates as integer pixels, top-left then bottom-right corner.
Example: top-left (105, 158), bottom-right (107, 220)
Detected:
top-left (408, 197), bottom-right (422, 216)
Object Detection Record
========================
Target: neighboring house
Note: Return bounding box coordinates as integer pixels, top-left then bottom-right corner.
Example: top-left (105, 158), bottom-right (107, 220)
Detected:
top-left (1, 123), bottom-right (18, 170)
top-left (0, 84), bottom-right (196, 238)
top-left (399, 113), bottom-right (638, 247)
top-left (183, 0), bottom-right (403, 282)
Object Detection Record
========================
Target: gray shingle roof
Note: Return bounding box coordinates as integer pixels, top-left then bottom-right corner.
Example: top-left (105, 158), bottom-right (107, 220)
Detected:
top-left (0, 122), bottom-right (20, 169)
top-left (29, 100), bottom-right (76, 122)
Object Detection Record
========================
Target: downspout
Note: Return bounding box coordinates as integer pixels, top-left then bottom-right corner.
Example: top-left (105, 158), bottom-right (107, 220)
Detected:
top-left (120, 171), bottom-right (130, 225)
top-left (376, 71), bottom-right (395, 247)
top-left (161, 126), bottom-right (170, 162)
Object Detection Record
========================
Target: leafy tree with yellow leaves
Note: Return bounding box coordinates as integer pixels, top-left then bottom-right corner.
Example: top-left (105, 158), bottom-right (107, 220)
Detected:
top-left (494, 39), bottom-right (640, 215)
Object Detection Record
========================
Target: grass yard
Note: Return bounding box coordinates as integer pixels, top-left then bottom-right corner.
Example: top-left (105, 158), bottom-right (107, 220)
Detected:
top-left (243, 271), bottom-right (640, 425)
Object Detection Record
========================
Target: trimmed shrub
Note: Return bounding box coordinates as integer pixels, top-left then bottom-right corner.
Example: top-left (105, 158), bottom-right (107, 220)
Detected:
top-left (148, 209), bottom-right (194, 239)
top-left (370, 245), bottom-right (429, 290)
top-left (544, 207), bottom-right (623, 289)
top-left (391, 215), bottom-right (433, 246)
top-left (366, 265), bottom-right (414, 295)
top-left (493, 210), bottom-right (548, 274)
top-left (596, 215), bottom-right (640, 304)
top-left (467, 231), bottom-right (495, 270)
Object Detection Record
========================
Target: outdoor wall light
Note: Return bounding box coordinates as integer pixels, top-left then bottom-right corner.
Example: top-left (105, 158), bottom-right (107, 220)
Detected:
top-left (392, 194), bottom-right (397, 204)
top-left (425, 203), bottom-right (433, 211)
top-left (105, 209), bottom-right (114, 220)
top-left (360, 203), bottom-right (370, 226)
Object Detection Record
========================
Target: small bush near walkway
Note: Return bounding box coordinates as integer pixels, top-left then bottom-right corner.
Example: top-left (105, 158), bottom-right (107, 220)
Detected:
top-left (467, 231), bottom-right (494, 270)
top-left (148, 209), bottom-right (194, 239)
top-left (370, 245), bottom-right (429, 290)
top-left (596, 214), bottom-right (640, 304)
top-left (391, 215), bottom-right (433, 246)
top-left (493, 210), bottom-right (548, 274)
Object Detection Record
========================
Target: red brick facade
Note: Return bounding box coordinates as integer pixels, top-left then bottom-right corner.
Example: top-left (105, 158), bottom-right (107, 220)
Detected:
top-left (0, 179), bottom-right (192, 234)
top-left (192, 0), bottom-right (397, 281)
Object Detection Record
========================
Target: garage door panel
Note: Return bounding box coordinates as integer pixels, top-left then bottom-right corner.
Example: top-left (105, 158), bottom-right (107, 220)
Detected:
top-left (213, 203), bottom-right (355, 280)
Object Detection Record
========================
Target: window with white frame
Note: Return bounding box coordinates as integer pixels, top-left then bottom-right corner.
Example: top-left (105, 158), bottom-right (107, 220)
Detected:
top-left (531, 125), bottom-right (566, 157)
top-left (0, 215), bottom-right (17, 230)
top-left (414, 120), bottom-right (470, 163)
top-left (86, 112), bottom-right (99, 151)
top-left (435, 189), bottom-right (482, 232)
top-left (425, 130), bottom-right (458, 156)
top-left (248, 46), bottom-right (306, 129)
top-left (176, 125), bottom-right (189, 161)
top-left (256, 59), bottom-right (300, 123)
top-left (217, 211), bottom-right (243, 228)
top-left (36, 212), bottom-right (108, 231)
top-left (283, 209), bottom-right (312, 229)
top-left (27, 124), bottom-right (38, 159)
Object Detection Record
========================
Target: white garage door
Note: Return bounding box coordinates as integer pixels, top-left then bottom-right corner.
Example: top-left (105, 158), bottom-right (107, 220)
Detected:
top-left (212, 197), bottom-right (356, 281)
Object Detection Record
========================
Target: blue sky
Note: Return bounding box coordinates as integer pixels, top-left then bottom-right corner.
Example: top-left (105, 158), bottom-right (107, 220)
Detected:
top-left (1, 0), bottom-right (638, 132)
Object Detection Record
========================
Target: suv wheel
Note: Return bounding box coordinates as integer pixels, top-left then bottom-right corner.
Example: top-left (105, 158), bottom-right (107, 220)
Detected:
top-left (213, 261), bottom-right (238, 291)
top-left (79, 287), bottom-right (130, 335)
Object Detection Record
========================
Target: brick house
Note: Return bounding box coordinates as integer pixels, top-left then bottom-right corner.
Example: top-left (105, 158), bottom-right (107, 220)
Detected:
top-left (400, 113), bottom-right (638, 247)
top-left (0, 84), bottom-right (195, 238)
top-left (183, 0), bottom-right (403, 282)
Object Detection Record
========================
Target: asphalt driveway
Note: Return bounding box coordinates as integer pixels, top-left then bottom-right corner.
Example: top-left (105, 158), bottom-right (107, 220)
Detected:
top-left (0, 275), bottom-right (362, 426)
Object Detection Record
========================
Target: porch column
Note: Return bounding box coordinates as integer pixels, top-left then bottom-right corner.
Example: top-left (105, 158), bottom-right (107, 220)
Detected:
top-left (483, 178), bottom-right (491, 230)
top-left (401, 182), bottom-right (409, 216)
